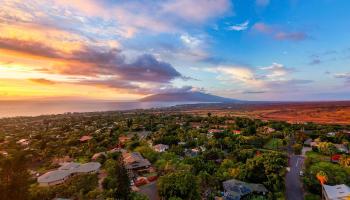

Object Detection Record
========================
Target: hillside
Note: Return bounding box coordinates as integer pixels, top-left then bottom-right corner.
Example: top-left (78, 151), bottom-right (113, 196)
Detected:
top-left (140, 91), bottom-right (239, 103)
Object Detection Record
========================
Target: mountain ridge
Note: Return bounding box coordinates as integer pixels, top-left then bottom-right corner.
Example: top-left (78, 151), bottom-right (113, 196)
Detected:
top-left (139, 91), bottom-right (241, 103)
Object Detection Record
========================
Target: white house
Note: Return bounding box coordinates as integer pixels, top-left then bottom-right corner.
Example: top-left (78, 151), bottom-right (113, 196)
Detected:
top-left (322, 184), bottom-right (350, 200)
top-left (153, 144), bottom-right (169, 152)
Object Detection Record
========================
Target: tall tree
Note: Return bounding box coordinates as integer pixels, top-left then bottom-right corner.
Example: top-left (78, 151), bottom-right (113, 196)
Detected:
top-left (103, 157), bottom-right (131, 199)
top-left (0, 152), bottom-right (31, 200)
top-left (158, 171), bottom-right (200, 200)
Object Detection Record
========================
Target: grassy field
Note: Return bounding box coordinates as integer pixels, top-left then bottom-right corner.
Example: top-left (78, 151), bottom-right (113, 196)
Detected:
top-left (263, 138), bottom-right (284, 150)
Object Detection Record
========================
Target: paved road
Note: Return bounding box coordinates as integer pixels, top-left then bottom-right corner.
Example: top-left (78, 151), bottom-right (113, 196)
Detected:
top-left (286, 155), bottom-right (304, 200)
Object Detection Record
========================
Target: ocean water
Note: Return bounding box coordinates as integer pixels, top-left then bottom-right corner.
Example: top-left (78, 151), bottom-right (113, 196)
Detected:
top-left (0, 100), bottom-right (187, 118)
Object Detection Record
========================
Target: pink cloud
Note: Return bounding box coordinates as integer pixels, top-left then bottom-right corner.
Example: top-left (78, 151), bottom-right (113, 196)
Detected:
top-left (53, 0), bottom-right (231, 36)
top-left (274, 32), bottom-right (307, 41)
top-left (253, 23), bottom-right (308, 41)
top-left (252, 23), bottom-right (272, 33)
top-left (162, 0), bottom-right (231, 23)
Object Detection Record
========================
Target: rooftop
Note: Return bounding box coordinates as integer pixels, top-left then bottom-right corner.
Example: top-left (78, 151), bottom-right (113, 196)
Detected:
top-left (37, 170), bottom-right (71, 183)
top-left (79, 135), bottom-right (92, 142)
top-left (223, 179), bottom-right (268, 200)
top-left (323, 184), bottom-right (350, 200)
top-left (38, 162), bottom-right (101, 184)
top-left (123, 152), bottom-right (151, 170)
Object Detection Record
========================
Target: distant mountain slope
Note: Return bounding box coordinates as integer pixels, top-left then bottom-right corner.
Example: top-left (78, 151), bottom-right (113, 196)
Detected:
top-left (140, 92), bottom-right (240, 102)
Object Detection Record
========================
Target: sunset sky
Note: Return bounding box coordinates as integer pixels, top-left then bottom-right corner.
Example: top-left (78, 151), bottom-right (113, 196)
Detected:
top-left (0, 0), bottom-right (349, 101)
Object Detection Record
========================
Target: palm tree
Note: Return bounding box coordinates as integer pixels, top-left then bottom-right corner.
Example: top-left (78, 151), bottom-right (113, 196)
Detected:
top-left (316, 171), bottom-right (328, 199)
top-left (316, 171), bottom-right (328, 185)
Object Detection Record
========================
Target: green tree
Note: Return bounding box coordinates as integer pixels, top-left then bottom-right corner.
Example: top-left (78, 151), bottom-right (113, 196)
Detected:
top-left (158, 171), bottom-right (200, 200)
top-left (239, 152), bottom-right (288, 192)
top-left (0, 152), bottom-right (31, 200)
top-left (318, 142), bottom-right (337, 155)
top-left (207, 112), bottom-right (212, 118)
top-left (293, 143), bottom-right (303, 155)
top-left (103, 158), bottom-right (131, 199)
top-left (304, 162), bottom-right (350, 193)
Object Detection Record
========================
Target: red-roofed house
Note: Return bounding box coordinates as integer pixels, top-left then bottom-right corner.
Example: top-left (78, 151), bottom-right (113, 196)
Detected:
top-left (331, 154), bottom-right (341, 163)
top-left (79, 135), bottom-right (92, 142)
top-left (232, 130), bottom-right (241, 135)
top-left (208, 129), bottom-right (224, 134)
top-left (118, 136), bottom-right (131, 145)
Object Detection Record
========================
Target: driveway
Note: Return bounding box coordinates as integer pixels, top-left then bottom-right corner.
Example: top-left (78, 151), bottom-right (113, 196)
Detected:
top-left (139, 181), bottom-right (160, 200)
top-left (286, 155), bottom-right (304, 200)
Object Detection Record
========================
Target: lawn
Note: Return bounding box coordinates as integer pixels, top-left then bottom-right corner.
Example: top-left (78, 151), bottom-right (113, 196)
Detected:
top-left (305, 151), bottom-right (330, 162)
top-left (263, 138), bottom-right (284, 150)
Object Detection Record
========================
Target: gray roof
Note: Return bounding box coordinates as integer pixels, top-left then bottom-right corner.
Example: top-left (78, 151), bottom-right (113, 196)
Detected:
top-left (58, 162), bottom-right (80, 170)
top-left (123, 152), bottom-right (151, 169)
top-left (223, 179), bottom-right (268, 200)
top-left (38, 170), bottom-right (71, 183)
top-left (304, 138), bottom-right (313, 145)
top-left (75, 162), bottom-right (101, 173)
top-left (38, 162), bottom-right (101, 184)
top-left (323, 184), bottom-right (350, 199)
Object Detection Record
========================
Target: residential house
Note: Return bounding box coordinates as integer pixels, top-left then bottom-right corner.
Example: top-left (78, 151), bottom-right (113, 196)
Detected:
top-left (153, 144), bottom-right (169, 152)
top-left (208, 129), bottom-right (224, 138)
top-left (335, 144), bottom-right (349, 154)
top-left (185, 148), bottom-right (200, 157)
top-left (258, 126), bottom-right (276, 134)
top-left (232, 130), bottom-right (241, 135)
top-left (310, 141), bottom-right (319, 148)
top-left (225, 120), bottom-right (235, 124)
top-left (327, 132), bottom-right (337, 137)
top-left (208, 129), bottom-right (224, 134)
top-left (37, 162), bottom-right (101, 186)
top-left (79, 135), bottom-right (92, 142)
top-left (118, 135), bottom-right (131, 146)
top-left (304, 138), bottom-right (313, 146)
top-left (190, 122), bottom-right (201, 129)
top-left (123, 152), bottom-right (151, 171)
top-left (322, 184), bottom-right (350, 200)
top-left (222, 179), bottom-right (268, 200)
top-left (92, 152), bottom-right (107, 160)
top-left (331, 154), bottom-right (341, 163)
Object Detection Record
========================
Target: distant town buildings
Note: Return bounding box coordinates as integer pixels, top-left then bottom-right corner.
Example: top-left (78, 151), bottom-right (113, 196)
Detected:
top-left (37, 162), bottom-right (101, 186)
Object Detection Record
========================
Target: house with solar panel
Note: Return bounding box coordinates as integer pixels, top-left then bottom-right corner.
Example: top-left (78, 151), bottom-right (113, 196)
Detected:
top-left (222, 179), bottom-right (268, 200)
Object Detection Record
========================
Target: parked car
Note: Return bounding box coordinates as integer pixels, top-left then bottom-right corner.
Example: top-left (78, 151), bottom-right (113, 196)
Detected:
top-left (299, 171), bottom-right (304, 176)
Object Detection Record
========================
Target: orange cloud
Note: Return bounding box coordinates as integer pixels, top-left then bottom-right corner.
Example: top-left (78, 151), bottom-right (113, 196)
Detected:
top-left (29, 78), bottom-right (56, 85)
